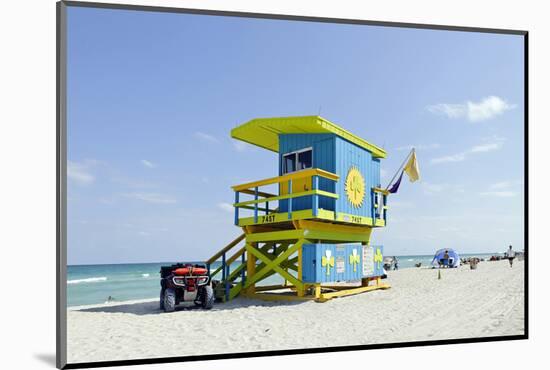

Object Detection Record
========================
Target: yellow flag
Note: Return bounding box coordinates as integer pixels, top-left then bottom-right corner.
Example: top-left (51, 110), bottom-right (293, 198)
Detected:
top-left (404, 150), bottom-right (420, 182)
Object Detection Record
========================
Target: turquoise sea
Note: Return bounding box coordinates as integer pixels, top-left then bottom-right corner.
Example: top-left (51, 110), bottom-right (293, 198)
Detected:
top-left (67, 253), bottom-right (496, 307)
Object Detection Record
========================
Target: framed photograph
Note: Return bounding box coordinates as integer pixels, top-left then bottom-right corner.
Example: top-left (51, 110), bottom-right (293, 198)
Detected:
top-left (57, 1), bottom-right (527, 368)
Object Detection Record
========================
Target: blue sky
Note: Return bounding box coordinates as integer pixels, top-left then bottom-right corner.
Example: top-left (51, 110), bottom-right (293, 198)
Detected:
top-left (67, 7), bottom-right (524, 265)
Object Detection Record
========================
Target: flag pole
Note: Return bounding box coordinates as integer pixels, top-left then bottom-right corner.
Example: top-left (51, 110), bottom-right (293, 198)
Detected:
top-left (385, 148), bottom-right (414, 190)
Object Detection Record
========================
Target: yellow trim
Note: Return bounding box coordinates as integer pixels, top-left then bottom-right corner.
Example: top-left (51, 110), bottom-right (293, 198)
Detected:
top-left (243, 292), bottom-right (316, 302)
top-left (244, 283), bottom-right (390, 302)
top-left (297, 245), bottom-right (304, 297)
top-left (294, 219), bottom-right (372, 234)
top-left (245, 243), bottom-right (257, 295)
top-left (335, 212), bottom-right (375, 226)
top-left (232, 168), bottom-right (338, 192)
top-left (234, 189), bottom-right (338, 207)
top-left (317, 283), bottom-right (391, 302)
top-left (372, 187), bottom-right (390, 195)
top-left (375, 218), bottom-right (386, 227)
top-left (231, 116), bottom-right (387, 158)
top-left (237, 208), bottom-right (385, 227)
top-left (238, 209), bottom-right (330, 226)
top-left (314, 284), bottom-right (321, 299)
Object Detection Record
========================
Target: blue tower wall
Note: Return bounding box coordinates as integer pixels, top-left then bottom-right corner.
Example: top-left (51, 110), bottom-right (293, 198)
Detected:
top-left (277, 134), bottom-right (382, 221)
top-left (278, 134), bottom-right (335, 212)
top-left (301, 244), bottom-right (385, 283)
top-left (334, 137), bottom-right (382, 219)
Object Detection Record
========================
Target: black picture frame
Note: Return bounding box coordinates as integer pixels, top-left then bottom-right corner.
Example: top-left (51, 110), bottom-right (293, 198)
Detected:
top-left (56, 1), bottom-right (528, 368)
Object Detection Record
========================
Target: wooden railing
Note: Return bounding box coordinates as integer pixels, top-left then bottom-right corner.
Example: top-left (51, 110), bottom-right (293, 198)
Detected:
top-left (205, 233), bottom-right (247, 302)
top-left (372, 187), bottom-right (389, 224)
top-left (231, 168), bottom-right (339, 224)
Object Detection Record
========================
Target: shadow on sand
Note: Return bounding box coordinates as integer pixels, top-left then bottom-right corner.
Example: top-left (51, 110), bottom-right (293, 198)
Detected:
top-left (74, 296), bottom-right (306, 316)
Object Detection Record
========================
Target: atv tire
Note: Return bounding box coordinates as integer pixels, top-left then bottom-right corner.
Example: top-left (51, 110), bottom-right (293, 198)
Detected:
top-left (201, 285), bottom-right (214, 309)
top-left (159, 289), bottom-right (165, 310)
top-left (163, 288), bottom-right (176, 312)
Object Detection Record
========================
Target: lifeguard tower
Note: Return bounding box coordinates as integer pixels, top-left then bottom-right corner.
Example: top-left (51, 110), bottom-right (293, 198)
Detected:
top-left (206, 116), bottom-right (390, 302)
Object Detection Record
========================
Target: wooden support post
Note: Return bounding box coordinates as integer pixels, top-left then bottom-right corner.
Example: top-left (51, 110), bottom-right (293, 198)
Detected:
top-left (241, 251), bottom-right (246, 287)
top-left (383, 194), bottom-right (387, 223)
top-left (288, 179), bottom-right (293, 219)
top-left (370, 190), bottom-right (376, 225)
top-left (245, 243), bottom-right (256, 295)
top-left (312, 175), bottom-right (318, 217)
top-left (234, 191), bottom-right (239, 225)
top-left (297, 242), bottom-right (304, 297)
top-left (254, 187), bottom-right (259, 223)
top-left (314, 284), bottom-right (321, 299)
top-left (222, 253), bottom-right (229, 301)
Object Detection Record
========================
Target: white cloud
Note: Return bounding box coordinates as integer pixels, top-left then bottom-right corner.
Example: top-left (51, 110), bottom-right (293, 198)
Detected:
top-left (138, 231), bottom-right (151, 236)
top-left (422, 182), bottom-right (446, 194)
top-left (470, 142), bottom-right (502, 153)
top-left (489, 180), bottom-right (523, 190)
top-left (490, 181), bottom-right (512, 190)
top-left (440, 226), bottom-right (460, 232)
top-left (480, 191), bottom-right (517, 197)
top-left (427, 103), bottom-right (465, 119)
top-left (98, 196), bottom-right (116, 205)
top-left (194, 131), bottom-right (219, 143)
top-left (479, 180), bottom-right (523, 197)
top-left (431, 137), bottom-right (504, 165)
top-left (217, 202), bottom-right (234, 213)
top-left (427, 96), bottom-right (515, 122)
top-left (467, 96), bottom-right (516, 122)
top-left (67, 160), bottom-right (95, 185)
top-left (122, 192), bottom-right (177, 204)
top-left (388, 201), bottom-right (414, 209)
top-left (421, 182), bottom-right (464, 195)
top-left (430, 153), bottom-right (466, 164)
top-left (141, 159), bottom-right (156, 168)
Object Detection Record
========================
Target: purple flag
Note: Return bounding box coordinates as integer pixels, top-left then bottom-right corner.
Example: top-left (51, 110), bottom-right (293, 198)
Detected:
top-left (388, 170), bottom-right (404, 194)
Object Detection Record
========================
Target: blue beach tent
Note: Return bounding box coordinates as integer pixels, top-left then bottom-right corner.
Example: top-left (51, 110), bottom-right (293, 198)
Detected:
top-left (431, 248), bottom-right (460, 268)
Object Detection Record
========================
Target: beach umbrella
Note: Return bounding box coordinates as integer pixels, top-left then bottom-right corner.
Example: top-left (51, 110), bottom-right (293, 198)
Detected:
top-left (431, 248), bottom-right (460, 268)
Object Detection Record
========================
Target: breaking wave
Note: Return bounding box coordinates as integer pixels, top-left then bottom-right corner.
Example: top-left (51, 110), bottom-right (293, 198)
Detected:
top-left (68, 277), bottom-right (107, 285)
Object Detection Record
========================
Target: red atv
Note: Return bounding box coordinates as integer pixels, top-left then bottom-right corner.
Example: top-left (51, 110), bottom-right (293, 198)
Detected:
top-left (159, 263), bottom-right (214, 312)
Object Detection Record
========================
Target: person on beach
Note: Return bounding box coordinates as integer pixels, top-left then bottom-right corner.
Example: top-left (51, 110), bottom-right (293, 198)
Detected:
top-left (393, 256), bottom-right (399, 270)
top-left (506, 245), bottom-right (515, 267)
top-left (443, 250), bottom-right (450, 268)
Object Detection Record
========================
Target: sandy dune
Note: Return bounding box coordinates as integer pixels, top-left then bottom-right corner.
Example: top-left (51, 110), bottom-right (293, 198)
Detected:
top-left (67, 259), bottom-right (524, 364)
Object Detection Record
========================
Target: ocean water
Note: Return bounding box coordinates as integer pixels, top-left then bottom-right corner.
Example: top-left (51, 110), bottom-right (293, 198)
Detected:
top-left (67, 253), bottom-right (495, 307)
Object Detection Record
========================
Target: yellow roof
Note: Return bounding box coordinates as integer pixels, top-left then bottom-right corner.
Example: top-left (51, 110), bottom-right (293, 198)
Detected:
top-left (231, 116), bottom-right (386, 158)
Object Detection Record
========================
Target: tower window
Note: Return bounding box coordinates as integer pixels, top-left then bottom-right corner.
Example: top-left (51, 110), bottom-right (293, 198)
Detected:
top-left (282, 147), bottom-right (313, 174)
top-left (298, 150), bottom-right (312, 170)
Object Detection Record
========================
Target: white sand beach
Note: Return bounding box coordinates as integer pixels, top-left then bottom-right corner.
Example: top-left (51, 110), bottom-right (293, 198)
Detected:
top-left (67, 259), bottom-right (524, 364)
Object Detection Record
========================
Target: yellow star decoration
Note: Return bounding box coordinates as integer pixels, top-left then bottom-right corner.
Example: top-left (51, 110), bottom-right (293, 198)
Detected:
top-left (321, 250), bottom-right (335, 276)
top-left (349, 248), bottom-right (360, 272)
top-left (374, 248), bottom-right (383, 270)
top-left (345, 166), bottom-right (365, 208)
